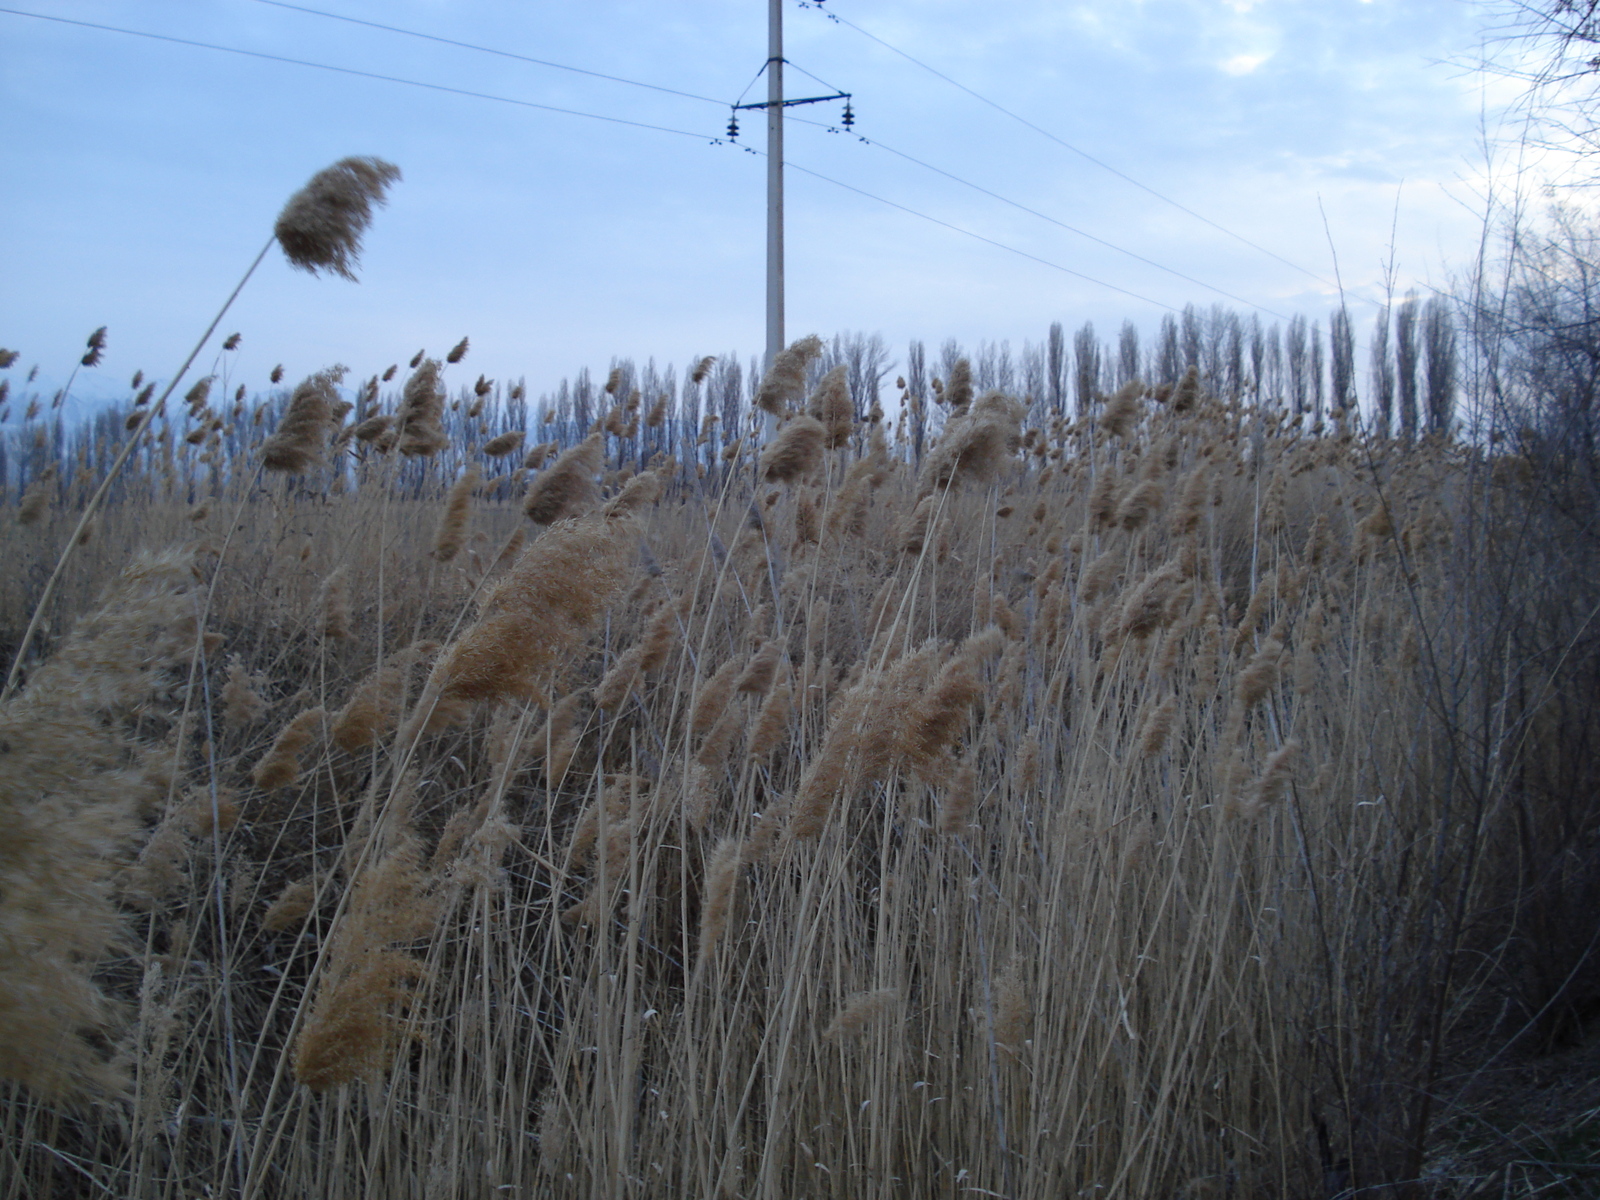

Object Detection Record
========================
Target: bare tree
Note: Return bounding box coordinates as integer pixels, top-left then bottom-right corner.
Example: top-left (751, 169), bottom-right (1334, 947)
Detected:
top-left (825, 331), bottom-right (894, 425)
top-left (1396, 291), bottom-right (1421, 441)
top-left (1260, 323), bottom-right (1283, 409)
top-left (1074, 321), bottom-right (1100, 416)
top-left (1482, 0), bottom-right (1600, 185)
top-left (1118, 320), bottom-right (1141, 387)
top-left (939, 339), bottom-right (963, 392)
top-left (1156, 314), bottom-right (1182, 385)
top-left (1249, 314), bottom-right (1266, 400)
top-left (1224, 309), bottom-right (1245, 399)
top-left (1310, 319), bottom-right (1326, 421)
top-left (1370, 306), bottom-right (1395, 438)
top-left (1330, 307), bottom-right (1357, 421)
top-left (1181, 303), bottom-right (1203, 370)
top-left (1424, 295), bottom-right (1458, 436)
top-left (906, 339), bottom-right (929, 463)
top-left (1046, 321), bottom-right (1066, 417)
top-left (1287, 315), bottom-right (1309, 415)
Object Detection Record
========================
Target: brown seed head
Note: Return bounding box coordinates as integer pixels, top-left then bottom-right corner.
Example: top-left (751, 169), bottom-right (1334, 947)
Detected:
top-left (759, 415), bottom-right (826, 483)
top-left (945, 359), bottom-right (974, 415)
top-left (754, 334), bottom-right (823, 417)
top-left (395, 359), bottom-right (448, 456)
top-left (524, 433), bottom-right (603, 525)
top-left (274, 156), bottom-right (401, 280)
top-left (262, 369), bottom-right (343, 473)
top-left (808, 364), bottom-right (855, 448)
top-left (80, 327), bottom-right (107, 368)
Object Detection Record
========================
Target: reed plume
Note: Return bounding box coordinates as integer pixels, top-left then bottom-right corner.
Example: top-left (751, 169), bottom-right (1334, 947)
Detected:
top-left (697, 837), bottom-right (743, 967)
top-left (759, 416), bottom-right (826, 483)
top-left (394, 358), bottom-right (448, 456)
top-left (293, 798), bottom-right (439, 1090)
top-left (432, 465), bottom-right (481, 562)
top-left (419, 510), bottom-right (640, 724)
top-left (16, 465), bottom-right (55, 526)
top-left (524, 433), bottom-right (603, 525)
top-left (274, 156), bottom-right (401, 280)
top-left (1101, 379), bottom-right (1143, 437)
top-left (0, 548), bottom-right (200, 1102)
top-left (944, 358), bottom-right (974, 415)
top-left (754, 334), bottom-right (823, 418)
top-left (483, 430), bottom-right (525, 458)
top-left (808, 364), bottom-right (855, 448)
top-left (825, 988), bottom-right (898, 1040)
top-left (918, 390), bottom-right (1024, 494)
top-left (262, 368), bottom-right (343, 473)
top-left (222, 654), bottom-right (268, 730)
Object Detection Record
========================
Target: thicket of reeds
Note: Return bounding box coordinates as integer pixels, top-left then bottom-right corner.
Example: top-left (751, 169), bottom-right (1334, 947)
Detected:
top-left (2, 326), bottom-right (1595, 1199)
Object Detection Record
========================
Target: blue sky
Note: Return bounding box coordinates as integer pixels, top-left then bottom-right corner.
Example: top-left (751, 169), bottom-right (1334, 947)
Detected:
top-left (0, 0), bottom-right (1529, 412)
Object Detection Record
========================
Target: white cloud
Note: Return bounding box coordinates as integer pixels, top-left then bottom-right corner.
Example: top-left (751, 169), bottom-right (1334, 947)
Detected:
top-left (1221, 52), bottom-right (1272, 75)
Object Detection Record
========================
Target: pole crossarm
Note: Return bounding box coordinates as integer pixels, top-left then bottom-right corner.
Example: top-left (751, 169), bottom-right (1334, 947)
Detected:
top-left (734, 91), bottom-right (849, 111)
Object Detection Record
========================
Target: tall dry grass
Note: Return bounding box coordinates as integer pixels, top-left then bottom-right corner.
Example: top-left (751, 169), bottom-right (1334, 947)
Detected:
top-left (0, 344), bottom-right (1591, 1199)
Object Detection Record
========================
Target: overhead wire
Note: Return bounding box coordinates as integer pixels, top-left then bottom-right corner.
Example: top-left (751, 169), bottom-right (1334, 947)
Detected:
top-left (787, 114), bottom-right (1290, 320)
top-left (240, 0), bottom-right (1304, 311)
top-left (805, 1), bottom-right (1335, 289)
top-left (4, 4), bottom-right (1264, 316)
top-left (770, 154), bottom-right (1181, 313)
top-left (249, 0), bottom-right (727, 106)
top-left (0, 7), bottom-right (712, 140)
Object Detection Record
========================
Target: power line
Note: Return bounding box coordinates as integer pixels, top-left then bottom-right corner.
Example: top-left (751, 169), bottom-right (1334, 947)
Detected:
top-left (167, 0), bottom-right (1292, 317)
top-left (0, 7), bottom-right (712, 140)
top-left (3, 4), bottom-right (1200, 313)
top-left (788, 114), bottom-right (1291, 321)
top-left (806, 2), bottom-right (1335, 289)
top-left (250, 0), bottom-right (727, 106)
top-left (254, 0), bottom-right (1259, 316)
top-left (765, 152), bottom-right (1181, 314)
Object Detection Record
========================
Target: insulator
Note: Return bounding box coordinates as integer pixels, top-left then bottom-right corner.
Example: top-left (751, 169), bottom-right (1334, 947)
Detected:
top-left (727, 113), bottom-right (740, 139)
top-left (841, 101), bottom-right (854, 129)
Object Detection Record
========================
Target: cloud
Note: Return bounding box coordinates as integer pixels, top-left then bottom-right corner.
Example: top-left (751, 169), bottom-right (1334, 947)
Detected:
top-left (1221, 52), bottom-right (1272, 76)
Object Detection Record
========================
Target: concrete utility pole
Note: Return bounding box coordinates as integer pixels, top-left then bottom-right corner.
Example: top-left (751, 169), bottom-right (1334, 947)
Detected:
top-left (766, 0), bottom-right (784, 378)
top-left (728, 2), bottom-right (852, 432)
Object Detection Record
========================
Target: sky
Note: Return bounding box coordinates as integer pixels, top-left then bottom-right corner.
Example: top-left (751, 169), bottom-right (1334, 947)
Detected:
top-left (0, 0), bottom-right (1551, 416)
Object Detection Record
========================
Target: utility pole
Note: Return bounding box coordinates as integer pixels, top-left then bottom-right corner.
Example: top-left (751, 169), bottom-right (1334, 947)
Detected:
top-left (766, 0), bottom-right (784, 379)
top-left (728, 2), bottom-right (853, 430)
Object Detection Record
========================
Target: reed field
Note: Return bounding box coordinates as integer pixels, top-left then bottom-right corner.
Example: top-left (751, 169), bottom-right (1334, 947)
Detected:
top-left (3, 161), bottom-right (1598, 1199)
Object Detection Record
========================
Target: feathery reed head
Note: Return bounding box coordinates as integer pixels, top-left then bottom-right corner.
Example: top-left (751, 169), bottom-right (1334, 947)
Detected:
top-left (1101, 380), bottom-right (1143, 437)
top-left (754, 334), bottom-right (823, 418)
top-left (945, 358), bottom-right (974, 415)
top-left (808, 364), bottom-right (855, 449)
top-left (432, 465), bottom-right (481, 562)
top-left (759, 415), bottom-right (826, 483)
top-left (917, 391), bottom-right (1023, 494)
top-left (274, 157), bottom-right (401, 280)
top-left (261, 368), bottom-right (344, 473)
top-left (524, 433), bottom-right (603, 525)
top-left (80, 326), bottom-right (107, 368)
top-left (421, 510), bottom-right (640, 721)
top-left (395, 358), bottom-right (448, 456)
top-left (483, 430), bottom-right (525, 458)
